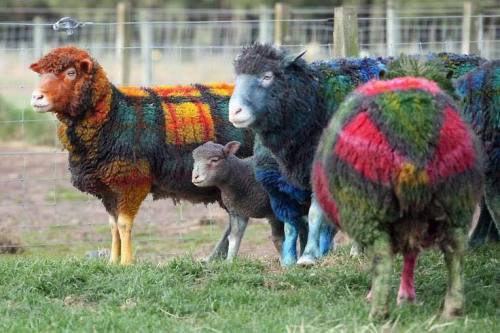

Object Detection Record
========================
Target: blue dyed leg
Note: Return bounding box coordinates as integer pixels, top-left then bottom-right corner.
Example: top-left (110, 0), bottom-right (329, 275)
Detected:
top-left (319, 219), bottom-right (336, 256)
top-left (298, 217), bottom-right (308, 255)
top-left (297, 197), bottom-right (323, 266)
top-left (281, 221), bottom-right (299, 267)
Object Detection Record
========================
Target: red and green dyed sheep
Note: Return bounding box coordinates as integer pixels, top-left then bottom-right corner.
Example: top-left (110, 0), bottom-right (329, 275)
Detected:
top-left (29, 46), bottom-right (253, 265)
top-left (312, 77), bottom-right (484, 319)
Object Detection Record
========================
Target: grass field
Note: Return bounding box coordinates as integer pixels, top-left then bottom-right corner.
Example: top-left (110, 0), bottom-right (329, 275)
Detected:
top-left (0, 245), bottom-right (498, 333)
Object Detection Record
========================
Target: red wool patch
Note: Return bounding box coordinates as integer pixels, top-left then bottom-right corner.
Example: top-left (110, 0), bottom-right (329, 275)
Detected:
top-left (312, 162), bottom-right (340, 227)
top-left (426, 107), bottom-right (475, 182)
top-left (334, 112), bottom-right (403, 184)
top-left (356, 77), bottom-right (442, 97)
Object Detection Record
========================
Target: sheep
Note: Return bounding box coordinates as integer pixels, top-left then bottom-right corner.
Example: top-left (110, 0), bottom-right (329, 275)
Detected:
top-left (454, 60), bottom-right (500, 243)
top-left (228, 43), bottom-right (387, 265)
top-left (192, 140), bottom-right (290, 262)
top-left (29, 46), bottom-right (254, 265)
top-left (312, 76), bottom-right (484, 319)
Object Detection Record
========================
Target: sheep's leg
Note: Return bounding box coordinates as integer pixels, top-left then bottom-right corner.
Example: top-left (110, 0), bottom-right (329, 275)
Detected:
top-left (441, 228), bottom-right (466, 319)
top-left (268, 217), bottom-right (284, 255)
top-left (298, 217), bottom-right (308, 256)
top-left (297, 196), bottom-right (323, 266)
top-left (109, 215), bottom-right (121, 264)
top-left (226, 214), bottom-right (248, 261)
top-left (319, 218), bottom-right (335, 256)
top-left (350, 241), bottom-right (364, 257)
top-left (204, 223), bottom-right (230, 262)
top-left (397, 251), bottom-right (419, 305)
top-left (369, 234), bottom-right (392, 320)
top-left (484, 178), bottom-right (500, 240)
top-left (281, 221), bottom-right (299, 267)
top-left (116, 185), bottom-right (150, 266)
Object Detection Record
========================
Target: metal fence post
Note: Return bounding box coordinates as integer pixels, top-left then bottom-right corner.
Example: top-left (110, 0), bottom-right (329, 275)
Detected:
top-left (386, 0), bottom-right (400, 56)
top-left (116, 1), bottom-right (131, 86)
top-left (33, 16), bottom-right (45, 59)
top-left (140, 9), bottom-right (153, 86)
top-left (333, 6), bottom-right (359, 58)
top-left (274, 3), bottom-right (291, 46)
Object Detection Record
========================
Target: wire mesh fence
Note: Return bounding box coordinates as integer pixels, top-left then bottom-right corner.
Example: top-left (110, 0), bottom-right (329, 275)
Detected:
top-left (0, 4), bottom-right (499, 258)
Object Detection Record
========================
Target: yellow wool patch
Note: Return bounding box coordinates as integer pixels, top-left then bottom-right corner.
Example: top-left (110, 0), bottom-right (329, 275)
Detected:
top-left (397, 163), bottom-right (429, 188)
top-left (118, 86), bottom-right (149, 97)
top-left (162, 102), bottom-right (215, 145)
top-left (205, 83), bottom-right (234, 96)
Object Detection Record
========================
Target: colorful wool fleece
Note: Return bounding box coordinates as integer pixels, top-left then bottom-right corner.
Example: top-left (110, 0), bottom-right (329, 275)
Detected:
top-left (312, 77), bottom-right (483, 246)
top-left (58, 81), bottom-right (253, 204)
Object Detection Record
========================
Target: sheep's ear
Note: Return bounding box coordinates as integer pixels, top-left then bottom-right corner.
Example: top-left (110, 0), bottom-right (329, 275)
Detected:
top-left (284, 50), bottom-right (307, 67)
top-left (80, 58), bottom-right (93, 74)
top-left (30, 62), bottom-right (41, 73)
top-left (223, 141), bottom-right (241, 156)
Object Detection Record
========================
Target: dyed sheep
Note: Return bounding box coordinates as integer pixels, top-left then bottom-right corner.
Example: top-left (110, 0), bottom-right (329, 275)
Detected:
top-left (229, 43), bottom-right (387, 265)
top-left (312, 77), bottom-right (483, 319)
top-left (29, 46), bottom-right (253, 265)
top-left (192, 141), bottom-right (290, 262)
top-left (455, 60), bottom-right (500, 241)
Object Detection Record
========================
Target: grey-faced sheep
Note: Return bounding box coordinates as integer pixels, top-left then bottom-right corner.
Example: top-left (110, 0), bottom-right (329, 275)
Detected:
top-left (29, 46), bottom-right (253, 265)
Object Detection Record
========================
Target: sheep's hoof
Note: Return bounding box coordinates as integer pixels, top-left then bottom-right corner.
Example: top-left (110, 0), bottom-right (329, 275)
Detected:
top-left (397, 295), bottom-right (417, 306)
top-left (280, 256), bottom-right (297, 268)
top-left (441, 307), bottom-right (463, 321)
top-left (369, 307), bottom-right (389, 321)
top-left (297, 255), bottom-right (317, 267)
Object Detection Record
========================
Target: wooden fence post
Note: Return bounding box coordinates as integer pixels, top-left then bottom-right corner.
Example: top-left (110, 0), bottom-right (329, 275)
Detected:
top-left (33, 16), bottom-right (45, 58)
top-left (333, 6), bottom-right (359, 58)
top-left (140, 8), bottom-right (153, 86)
top-left (259, 5), bottom-right (273, 44)
top-left (116, 1), bottom-right (131, 86)
top-left (386, 0), bottom-right (400, 56)
top-left (274, 3), bottom-right (291, 46)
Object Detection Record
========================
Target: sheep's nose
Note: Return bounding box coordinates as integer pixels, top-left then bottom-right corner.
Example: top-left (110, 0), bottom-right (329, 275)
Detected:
top-left (193, 174), bottom-right (199, 180)
top-left (233, 107), bottom-right (242, 115)
top-left (31, 91), bottom-right (44, 101)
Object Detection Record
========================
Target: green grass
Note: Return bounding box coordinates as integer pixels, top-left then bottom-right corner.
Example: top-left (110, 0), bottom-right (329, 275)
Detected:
top-left (0, 246), bottom-right (499, 332)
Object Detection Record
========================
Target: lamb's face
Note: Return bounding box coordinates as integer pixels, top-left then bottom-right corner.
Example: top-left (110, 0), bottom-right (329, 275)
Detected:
top-left (29, 47), bottom-right (95, 117)
top-left (192, 141), bottom-right (241, 187)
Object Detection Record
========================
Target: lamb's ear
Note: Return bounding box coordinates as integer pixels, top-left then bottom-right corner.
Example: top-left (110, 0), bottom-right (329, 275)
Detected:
top-left (79, 58), bottom-right (93, 74)
top-left (223, 141), bottom-right (241, 156)
top-left (30, 62), bottom-right (41, 73)
top-left (284, 50), bottom-right (307, 67)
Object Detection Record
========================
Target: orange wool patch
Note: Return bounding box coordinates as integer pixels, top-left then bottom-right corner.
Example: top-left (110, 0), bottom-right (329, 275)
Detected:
top-left (118, 86), bottom-right (149, 97)
top-left (85, 93), bottom-right (112, 125)
top-left (101, 159), bottom-right (152, 188)
top-left (152, 86), bottom-right (201, 98)
top-left (162, 102), bottom-right (215, 145)
top-left (206, 83), bottom-right (234, 96)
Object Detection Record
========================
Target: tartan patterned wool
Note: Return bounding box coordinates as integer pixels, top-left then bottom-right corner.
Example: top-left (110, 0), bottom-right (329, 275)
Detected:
top-left (312, 77), bottom-right (484, 319)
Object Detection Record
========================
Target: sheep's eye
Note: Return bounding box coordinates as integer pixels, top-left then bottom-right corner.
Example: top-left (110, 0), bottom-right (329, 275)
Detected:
top-left (210, 157), bottom-right (220, 163)
top-left (66, 69), bottom-right (76, 78)
top-left (262, 72), bottom-right (273, 81)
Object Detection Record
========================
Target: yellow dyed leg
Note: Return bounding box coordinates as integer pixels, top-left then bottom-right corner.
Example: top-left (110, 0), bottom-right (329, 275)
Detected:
top-left (117, 214), bottom-right (134, 266)
top-left (109, 215), bottom-right (121, 264)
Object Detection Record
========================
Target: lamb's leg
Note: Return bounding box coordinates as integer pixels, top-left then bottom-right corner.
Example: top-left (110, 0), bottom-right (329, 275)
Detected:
top-left (268, 217), bottom-right (284, 255)
top-left (226, 214), bottom-right (248, 261)
top-left (297, 196), bottom-right (323, 266)
top-left (369, 234), bottom-right (392, 320)
top-left (281, 221), bottom-right (299, 267)
top-left (109, 215), bottom-right (121, 264)
top-left (397, 251), bottom-right (419, 305)
top-left (441, 228), bottom-right (466, 319)
top-left (204, 223), bottom-right (230, 262)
